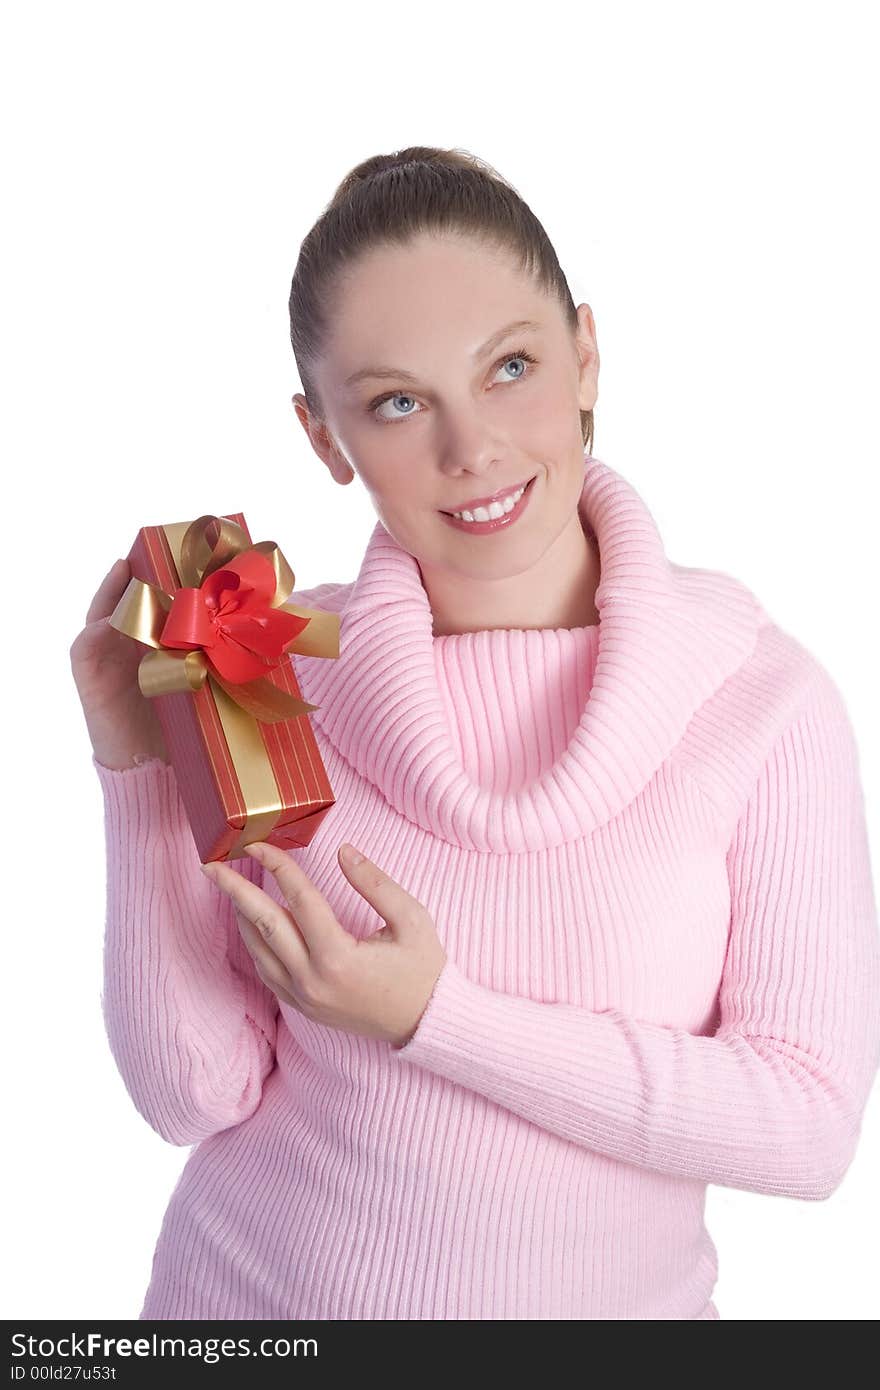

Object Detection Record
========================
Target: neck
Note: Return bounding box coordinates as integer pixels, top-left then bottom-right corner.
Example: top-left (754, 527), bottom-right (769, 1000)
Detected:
top-left (421, 511), bottom-right (602, 637)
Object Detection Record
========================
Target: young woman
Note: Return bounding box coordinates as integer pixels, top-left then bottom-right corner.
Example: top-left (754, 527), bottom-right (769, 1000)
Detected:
top-left (72, 146), bottom-right (880, 1320)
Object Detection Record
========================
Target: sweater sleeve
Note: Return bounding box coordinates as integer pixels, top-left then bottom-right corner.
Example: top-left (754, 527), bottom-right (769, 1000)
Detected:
top-left (390, 670), bottom-right (880, 1200)
top-left (94, 752), bottom-right (281, 1147)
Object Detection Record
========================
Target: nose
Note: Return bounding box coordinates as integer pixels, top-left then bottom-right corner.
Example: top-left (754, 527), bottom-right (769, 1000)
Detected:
top-left (435, 421), bottom-right (506, 483)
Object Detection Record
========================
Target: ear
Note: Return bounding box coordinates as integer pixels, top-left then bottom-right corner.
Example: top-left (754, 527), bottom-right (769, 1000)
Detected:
top-left (292, 393), bottom-right (356, 485)
top-left (574, 304), bottom-right (600, 412)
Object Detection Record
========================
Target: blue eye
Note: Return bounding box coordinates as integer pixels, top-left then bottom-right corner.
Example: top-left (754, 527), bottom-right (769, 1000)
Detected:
top-left (369, 347), bottom-right (537, 424)
top-left (375, 393), bottom-right (419, 422)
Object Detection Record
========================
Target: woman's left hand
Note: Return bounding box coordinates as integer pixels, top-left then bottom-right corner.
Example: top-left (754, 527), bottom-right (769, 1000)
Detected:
top-left (200, 840), bottom-right (447, 1048)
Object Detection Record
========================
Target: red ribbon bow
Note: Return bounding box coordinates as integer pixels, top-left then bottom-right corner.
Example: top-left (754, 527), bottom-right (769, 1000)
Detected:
top-left (159, 548), bottom-right (310, 685)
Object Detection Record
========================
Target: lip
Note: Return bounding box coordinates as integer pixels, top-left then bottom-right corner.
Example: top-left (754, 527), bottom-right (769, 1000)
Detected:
top-left (440, 474), bottom-right (537, 516)
top-left (440, 474), bottom-right (537, 535)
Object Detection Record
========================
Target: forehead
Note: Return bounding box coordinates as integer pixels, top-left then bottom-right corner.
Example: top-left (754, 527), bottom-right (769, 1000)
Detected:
top-left (323, 236), bottom-right (555, 381)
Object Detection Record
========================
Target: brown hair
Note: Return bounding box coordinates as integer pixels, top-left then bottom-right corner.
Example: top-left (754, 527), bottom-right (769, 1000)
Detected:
top-left (288, 145), bottom-right (594, 454)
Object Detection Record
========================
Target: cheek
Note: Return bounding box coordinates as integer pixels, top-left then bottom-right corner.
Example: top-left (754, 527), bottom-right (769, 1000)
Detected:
top-left (539, 375), bottom-right (583, 424)
top-left (363, 462), bottom-right (430, 513)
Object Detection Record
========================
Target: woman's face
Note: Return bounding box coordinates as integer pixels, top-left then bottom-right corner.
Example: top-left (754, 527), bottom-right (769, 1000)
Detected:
top-left (295, 231), bottom-right (599, 587)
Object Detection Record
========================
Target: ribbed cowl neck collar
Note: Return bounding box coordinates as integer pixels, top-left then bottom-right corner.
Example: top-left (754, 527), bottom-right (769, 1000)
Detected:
top-left (291, 454), bottom-right (762, 851)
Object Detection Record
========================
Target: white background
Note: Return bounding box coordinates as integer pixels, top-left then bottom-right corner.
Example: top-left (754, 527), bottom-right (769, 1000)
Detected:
top-left (2, 0), bottom-right (877, 1322)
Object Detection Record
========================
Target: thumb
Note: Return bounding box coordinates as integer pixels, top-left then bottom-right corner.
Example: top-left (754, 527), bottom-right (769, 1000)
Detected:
top-left (336, 843), bottom-right (426, 939)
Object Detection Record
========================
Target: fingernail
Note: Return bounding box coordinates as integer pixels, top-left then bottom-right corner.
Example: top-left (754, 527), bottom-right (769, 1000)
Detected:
top-left (341, 843), bottom-right (364, 866)
top-left (200, 862), bottom-right (217, 877)
top-left (244, 844), bottom-right (264, 860)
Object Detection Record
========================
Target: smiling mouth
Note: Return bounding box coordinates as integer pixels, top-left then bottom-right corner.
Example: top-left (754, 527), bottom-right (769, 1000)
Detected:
top-left (440, 473), bottom-right (538, 517)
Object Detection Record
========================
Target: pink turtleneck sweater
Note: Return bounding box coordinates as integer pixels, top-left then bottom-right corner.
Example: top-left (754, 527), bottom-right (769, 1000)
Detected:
top-left (93, 456), bottom-right (880, 1320)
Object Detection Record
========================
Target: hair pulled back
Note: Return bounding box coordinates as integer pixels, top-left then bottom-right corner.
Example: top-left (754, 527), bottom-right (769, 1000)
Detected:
top-left (289, 145), bottom-right (594, 453)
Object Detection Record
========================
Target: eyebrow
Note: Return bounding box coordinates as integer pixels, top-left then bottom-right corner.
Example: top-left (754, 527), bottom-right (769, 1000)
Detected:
top-left (342, 318), bottom-right (544, 390)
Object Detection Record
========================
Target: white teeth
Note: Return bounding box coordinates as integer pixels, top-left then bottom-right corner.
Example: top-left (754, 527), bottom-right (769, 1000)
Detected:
top-left (452, 483), bottom-right (525, 522)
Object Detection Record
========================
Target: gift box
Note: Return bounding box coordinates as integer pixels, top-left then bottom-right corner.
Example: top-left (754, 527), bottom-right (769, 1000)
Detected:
top-left (109, 511), bottom-right (340, 864)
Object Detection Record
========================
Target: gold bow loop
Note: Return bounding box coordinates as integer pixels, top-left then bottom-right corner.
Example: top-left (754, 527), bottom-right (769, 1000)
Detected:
top-left (109, 514), bottom-right (339, 723)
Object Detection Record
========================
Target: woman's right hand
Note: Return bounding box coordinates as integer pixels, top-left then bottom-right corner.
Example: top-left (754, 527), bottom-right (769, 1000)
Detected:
top-left (70, 557), bottom-right (171, 771)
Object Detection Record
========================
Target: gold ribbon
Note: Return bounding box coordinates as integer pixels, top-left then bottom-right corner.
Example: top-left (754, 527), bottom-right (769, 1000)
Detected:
top-left (109, 513), bottom-right (339, 717)
top-left (109, 514), bottom-right (340, 859)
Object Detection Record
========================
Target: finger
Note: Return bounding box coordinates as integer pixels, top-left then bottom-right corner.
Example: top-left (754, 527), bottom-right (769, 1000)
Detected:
top-left (201, 859), bottom-right (310, 975)
top-left (234, 909), bottom-right (299, 1008)
top-left (334, 843), bottom-right (426, 936)
top-left (85, 558), bottom-right (131, 626)
top-left (242, 842), bottom-right (343, 952)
